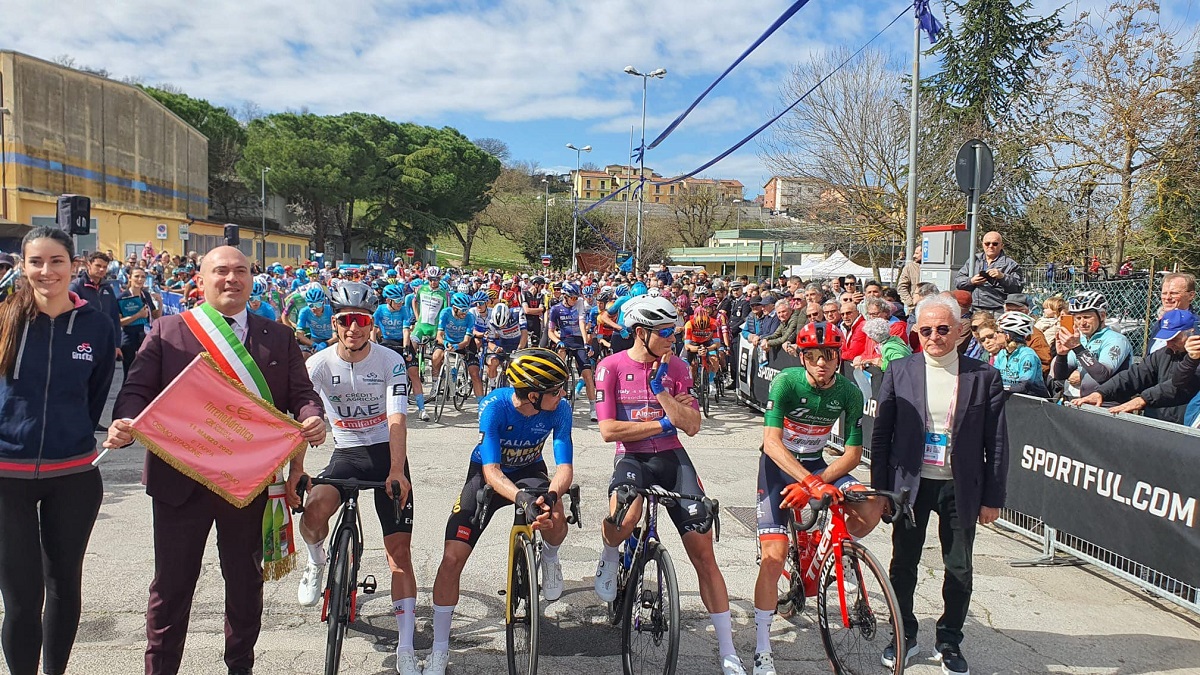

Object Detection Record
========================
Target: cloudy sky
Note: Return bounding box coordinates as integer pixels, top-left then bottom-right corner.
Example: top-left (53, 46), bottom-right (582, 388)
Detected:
top-left (3, 0), bottom-right (1197, 197)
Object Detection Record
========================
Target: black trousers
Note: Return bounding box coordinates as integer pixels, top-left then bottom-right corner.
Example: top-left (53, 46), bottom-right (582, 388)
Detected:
top-left (888, 477), bottom-right (976, 648)
top-left (0, 470), bottom-right (103, 675)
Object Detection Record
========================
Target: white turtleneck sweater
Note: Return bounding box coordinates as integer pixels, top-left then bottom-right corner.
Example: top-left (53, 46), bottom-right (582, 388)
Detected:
top-left (921, 349), bottom-right (959, 480)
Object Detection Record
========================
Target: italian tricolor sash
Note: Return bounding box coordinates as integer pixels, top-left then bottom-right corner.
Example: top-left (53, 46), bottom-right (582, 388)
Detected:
top-left (182, 303), bottom-right (298, 580)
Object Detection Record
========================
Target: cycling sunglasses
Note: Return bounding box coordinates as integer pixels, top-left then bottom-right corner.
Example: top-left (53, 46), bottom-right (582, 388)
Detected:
top-left (918, 325), bottom-right (953, 337)
top-left (642, 326), bottom-right (676, 338)
top-left (334, 313), bottom-right (373, 328)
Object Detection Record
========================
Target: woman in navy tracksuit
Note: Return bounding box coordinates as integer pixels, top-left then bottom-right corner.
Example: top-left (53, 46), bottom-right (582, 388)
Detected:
top-left (0, 227), bottom-right (115, 675)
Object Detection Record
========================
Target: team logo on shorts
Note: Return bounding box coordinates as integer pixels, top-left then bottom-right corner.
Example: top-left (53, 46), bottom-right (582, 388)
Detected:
top-left (456, 526), bottom-right (472, 541)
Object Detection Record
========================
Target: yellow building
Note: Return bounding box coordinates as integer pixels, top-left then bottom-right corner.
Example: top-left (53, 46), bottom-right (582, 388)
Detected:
top-left (0, 51), bottom-right (308, 263)
top-left (570, 164), bottom-right (744, 206)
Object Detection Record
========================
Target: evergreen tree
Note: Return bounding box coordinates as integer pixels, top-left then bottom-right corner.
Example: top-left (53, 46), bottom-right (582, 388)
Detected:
top-left (924, 0), bottom-right (1063, 130)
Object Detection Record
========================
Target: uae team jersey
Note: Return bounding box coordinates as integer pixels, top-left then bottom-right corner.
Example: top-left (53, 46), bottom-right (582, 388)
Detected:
top-left (470, 388), bottom-right (574, 472)
top-left (763, 369), bottom-right (863, 460)
top-left (306, 344), bottom-right (409, 448)
top-left (594, 352), bottom-right (696, 454)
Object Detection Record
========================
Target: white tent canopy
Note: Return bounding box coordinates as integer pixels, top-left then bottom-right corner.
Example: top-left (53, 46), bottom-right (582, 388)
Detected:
top-left (802, 250), bottom-right (895, 282)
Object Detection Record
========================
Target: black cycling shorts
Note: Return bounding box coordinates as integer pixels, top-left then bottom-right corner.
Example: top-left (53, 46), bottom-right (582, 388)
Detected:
top-left (381, 339), bottom-right (420, 370)
top-left (443, 341), bottom-right (480, 366)
top-left (755, 451), bottom-right (860, 540)
top-left (609, 331), bottom-right (635, 355)
top-left (444, 460), bottom-right (549, 548)
top-left (559, 343), bottom-right (593, 373)
top-left (318, 442), bottom-right (414, 537)
top-left (608, 448), bottom-right (710, 536)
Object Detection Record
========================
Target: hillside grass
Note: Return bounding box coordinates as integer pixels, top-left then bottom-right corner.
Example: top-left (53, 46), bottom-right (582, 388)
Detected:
top-left (432, 230), bottom-right (528, 271)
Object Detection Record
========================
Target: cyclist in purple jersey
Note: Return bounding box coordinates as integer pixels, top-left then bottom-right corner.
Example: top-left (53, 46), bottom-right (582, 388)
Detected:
top-left (592, 295), bottom-right (747, 675)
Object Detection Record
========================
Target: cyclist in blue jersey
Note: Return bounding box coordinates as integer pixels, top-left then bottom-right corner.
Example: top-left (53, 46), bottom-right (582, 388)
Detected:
top-left (246, 279), bottom-right (277, 321)
top-left (289, 268), bottom-right (309, 292)
top-left (1050, 290), bottom-right (1131, 399)
top-left (598, 282), bottom-right (647, 354)
top-left (375, 283), bottom-right (431, 421)
top-left (295, 286), bottom-right (334, 355)
top-left (482, 302), bottom-right (527, 390)
top-left (994, 312), bottom-right (1049, 397)
top-left (434, 293), bottom-right (484, 404)
top-left (424, 349), bottom-right (574, 675)
top-left (548, 282), bottom-right (598, 421)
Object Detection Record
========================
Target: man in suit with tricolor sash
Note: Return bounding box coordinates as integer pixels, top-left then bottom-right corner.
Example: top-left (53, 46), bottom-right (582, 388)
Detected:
top-left (105, 246), bottom-right (326, 675)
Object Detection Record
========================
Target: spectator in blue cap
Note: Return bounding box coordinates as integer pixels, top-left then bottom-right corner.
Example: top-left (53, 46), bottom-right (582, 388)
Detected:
top-left (1073, 309), bottom-right (1198, 424)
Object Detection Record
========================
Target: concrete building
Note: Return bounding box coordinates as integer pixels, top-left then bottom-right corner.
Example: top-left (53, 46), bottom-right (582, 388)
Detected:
top-left (0, 51), bottom-right (308, 264)
top-left (763, 175), bottom-right (826, 214)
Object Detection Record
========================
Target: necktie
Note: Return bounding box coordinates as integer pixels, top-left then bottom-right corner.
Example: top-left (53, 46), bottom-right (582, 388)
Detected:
top-left (223, 315), bottom-right (243, 343)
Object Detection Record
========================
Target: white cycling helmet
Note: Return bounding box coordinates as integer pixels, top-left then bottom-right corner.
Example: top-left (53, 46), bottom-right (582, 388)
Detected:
top-left (647, 287), bottom-right (662, 298)
top-left (622, 295), bottom-right (679, 328)
top-left (1068, 290), bottom-right (1107, 315)
top-left (490, 302), bottom-right (511, 327)
top-left (425, 265), bottom-right (440, 278)
top-left (997, 311), bottom-right (1035, 340)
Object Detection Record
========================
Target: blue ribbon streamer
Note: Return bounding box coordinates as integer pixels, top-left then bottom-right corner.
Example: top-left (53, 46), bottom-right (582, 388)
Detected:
top-left (579, 180), bottom-right (633, 216)
top-left (654, 4), bottom-right (912, 188)
top-left (915, 0), bottom-right (944, 44)
top-left (646, 0), bottom-right (815, 151)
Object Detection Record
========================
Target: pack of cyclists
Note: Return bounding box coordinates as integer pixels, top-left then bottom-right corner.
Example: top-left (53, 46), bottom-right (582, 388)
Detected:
top-left (151, 257), bottom-right (894, 675)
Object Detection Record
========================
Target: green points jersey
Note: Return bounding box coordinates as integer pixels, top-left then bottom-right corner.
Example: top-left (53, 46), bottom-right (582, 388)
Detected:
top-left (763, 368), bottom-right (863, 460)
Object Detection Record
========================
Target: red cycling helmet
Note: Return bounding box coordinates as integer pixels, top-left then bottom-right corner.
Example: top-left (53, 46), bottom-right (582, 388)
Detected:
top-left (796, 321), bottom-right (844, 350)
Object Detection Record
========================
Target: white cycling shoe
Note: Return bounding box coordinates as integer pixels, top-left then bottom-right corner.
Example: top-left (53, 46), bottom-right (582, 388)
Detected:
top-left (752, 651), bottom-right (777, 675)
top-left (721, 654), bottom-right (748, 675)
top-left (395, 651), bottom-right (422, 675)
top-left (541, 557), bottom-right (564, 601)
top-left (594, 559), bottom-right (618, 602)
top-left (424, 650), bottom-right (449, 675)
top-left (297, 561), bottom-right (325, 607)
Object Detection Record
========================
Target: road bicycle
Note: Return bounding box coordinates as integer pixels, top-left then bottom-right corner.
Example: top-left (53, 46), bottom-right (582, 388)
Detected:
top-left (431, 346), bottom-right (473, 422)
top-left (692, 345), bottom-right (725, 418)
top-left (767, 487), bottom-right (913, 675)
top-left (471, 483), bottom-right (582, 675)
top-left (482, 342), bottom-right (513, 395)
top-left (605, 484), bottom-right (721, 675)
top-left (292, 475), bottom-right (403, 675)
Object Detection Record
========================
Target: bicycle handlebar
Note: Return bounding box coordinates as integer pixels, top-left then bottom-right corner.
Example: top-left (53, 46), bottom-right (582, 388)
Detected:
top-left (605, 484), bottom-right (722, 543)
top-left (794, 486), bottom-right (913, 531)
top-left (470, 483), bottom-right (582, 528)
top-left (291, 475), bottom-right (404, 523)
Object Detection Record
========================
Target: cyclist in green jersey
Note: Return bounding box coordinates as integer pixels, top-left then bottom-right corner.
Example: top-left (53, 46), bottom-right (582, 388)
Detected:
top-left (411, 267), bottom-right (449, 343)
top-left (283, 282), bottom-right (317, 329)
top-left (750, 321), bottom-right (884, 675)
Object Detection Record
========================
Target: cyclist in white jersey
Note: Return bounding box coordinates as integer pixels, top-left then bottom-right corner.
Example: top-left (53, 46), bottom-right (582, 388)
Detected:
top-left (295, 282), bottom-right (422, 675)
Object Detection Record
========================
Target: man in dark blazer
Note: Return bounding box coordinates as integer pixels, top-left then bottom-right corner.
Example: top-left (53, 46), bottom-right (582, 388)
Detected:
top-left (870, 294), bottom-right (1008, 675)
top-left (104, 246), bottom-right (326, 675)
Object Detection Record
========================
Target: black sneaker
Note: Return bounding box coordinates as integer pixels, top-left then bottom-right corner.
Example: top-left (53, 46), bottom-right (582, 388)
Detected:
top-left (881, 637), bottom-right (919, 668)
top-left (937, 644), bottom-right (969, 675)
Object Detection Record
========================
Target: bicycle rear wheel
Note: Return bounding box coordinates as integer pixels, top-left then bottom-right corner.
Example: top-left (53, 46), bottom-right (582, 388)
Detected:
top-left (699, 365), bottom-right (711, 418)
top-left (816, 540), bottom-right (904, 675)
top-left (506, 533), bottom-right (540, 675)
top-left (324, 528), bottom-right (355, 675)
top-left (621, 542), bottom-right (680, 675)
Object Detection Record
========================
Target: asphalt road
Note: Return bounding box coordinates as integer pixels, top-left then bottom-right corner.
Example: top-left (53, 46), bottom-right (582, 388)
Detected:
top-left (11, 373), bottom-right (1200, 674)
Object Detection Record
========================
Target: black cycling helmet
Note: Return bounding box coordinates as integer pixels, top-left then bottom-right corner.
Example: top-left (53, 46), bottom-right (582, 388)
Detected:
top-left (328, 281), bottom-right (378, 313)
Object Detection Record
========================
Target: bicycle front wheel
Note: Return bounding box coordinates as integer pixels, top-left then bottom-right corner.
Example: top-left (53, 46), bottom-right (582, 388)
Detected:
top-left (699, 369), bottom-right (711, 418)
top-left (324, 528), bottom-right (355, 675)
top-left (452, 359), bottom-right (469, 411)
top-left (506, 533), bottom-right (540, 675)
top-left (816, 539), bottom-right (904, 675)
top-left (432, 361), bottom-right (449, 423)
top-left (621, 542), bottom-right (680, 675)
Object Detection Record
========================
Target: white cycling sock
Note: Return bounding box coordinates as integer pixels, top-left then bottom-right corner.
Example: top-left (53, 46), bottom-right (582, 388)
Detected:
top-left (711, 610), bottom-right (736, 658)
top-left (431, 377), bottom-right (440, 392)
top-left (306, 542), bottom-right (326, 566)
top-left (394, 597), bottom-right (416, 654)
top-left (541, 542), bottom-right (560, 563)
top-left (754, 607), bottom-right (774, 654)
top-left (600, 544), bottom-right (620, 564)
top-left (432, 603), bottom-right (455, 652)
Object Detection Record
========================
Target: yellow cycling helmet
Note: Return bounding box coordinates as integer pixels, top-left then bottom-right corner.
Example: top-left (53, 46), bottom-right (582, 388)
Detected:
top-left (506, 348), bottom-right (570, 392)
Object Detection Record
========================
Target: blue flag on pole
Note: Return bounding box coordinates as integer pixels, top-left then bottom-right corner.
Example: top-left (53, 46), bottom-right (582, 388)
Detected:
top-left (915, 0), bottom-right (944, 43)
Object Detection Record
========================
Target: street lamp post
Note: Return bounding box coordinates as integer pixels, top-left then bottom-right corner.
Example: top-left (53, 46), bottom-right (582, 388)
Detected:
top-left (541, 177), bottom-right (550, 257)
top-left (624, 65), bottom-right (667, 277)
top-left (260, 166), bottom-right (271, 268)
top-left (0, 105), bottom-right (11, 222)
top-left (565, 143), bottom-right (591, 273)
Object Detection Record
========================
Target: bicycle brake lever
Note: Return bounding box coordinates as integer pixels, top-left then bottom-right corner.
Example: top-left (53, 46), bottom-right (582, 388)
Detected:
top-left (291, 475), bottom-right (310, 514)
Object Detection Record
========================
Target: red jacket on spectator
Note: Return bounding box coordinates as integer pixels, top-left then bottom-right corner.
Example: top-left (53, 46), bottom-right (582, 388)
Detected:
top-left (841, 315), bottom-right (868, 360)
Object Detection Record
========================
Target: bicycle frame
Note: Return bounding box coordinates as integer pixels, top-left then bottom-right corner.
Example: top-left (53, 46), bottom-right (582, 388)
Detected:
top-left (795, 502), bottom-right (856, 628)
top-left (324, 494), bottom-right (368, 624)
